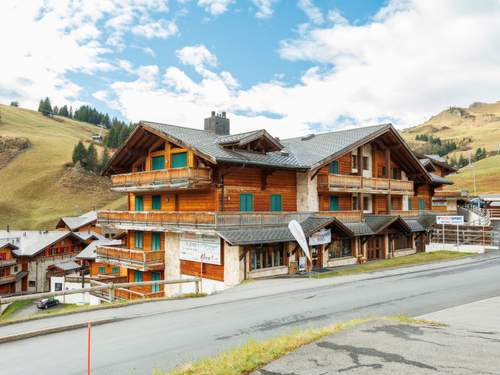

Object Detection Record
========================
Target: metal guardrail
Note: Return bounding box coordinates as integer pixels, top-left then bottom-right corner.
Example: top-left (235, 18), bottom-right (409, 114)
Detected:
top-left (0, 277), bottom-right (201, 308)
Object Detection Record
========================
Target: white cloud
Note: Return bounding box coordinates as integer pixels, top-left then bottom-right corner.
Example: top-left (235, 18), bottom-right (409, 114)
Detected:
top-left (298, 0), bottom-right (324, 25)
top-left (132, 20), bottom-right (178, 39)
top-left (176, 45), bottom-right (218, 71)
top-left (104, 1), bottom-right (500, 139)
top-left (252, 0), bottom-right (276, 19)
top-left (197, 0), bottom-right (233, 15)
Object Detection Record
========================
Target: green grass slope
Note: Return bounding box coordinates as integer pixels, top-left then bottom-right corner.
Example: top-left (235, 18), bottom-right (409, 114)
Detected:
top-left (447, 154), bottom-right (500, 195)
top-left (0, 104), bottom-right (126, 229)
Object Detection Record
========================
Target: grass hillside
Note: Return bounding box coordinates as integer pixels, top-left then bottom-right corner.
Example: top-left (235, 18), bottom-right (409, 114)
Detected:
top-left (0, 104), bottom-right (126, 229)
top-left (446, 154), bottom-right (500, 195)
top-left (402, 101), bottom-right (500, 159)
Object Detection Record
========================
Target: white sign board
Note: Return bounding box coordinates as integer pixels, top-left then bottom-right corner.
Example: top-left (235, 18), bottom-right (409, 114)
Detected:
top-left (309, 228), bottom-right (331, 246)
top-left (436, 215), bottom-right (464, 225)
top-left (179, 233), bottom-right (221, 265)
top-left (298, 256), bottom-right (307, 272)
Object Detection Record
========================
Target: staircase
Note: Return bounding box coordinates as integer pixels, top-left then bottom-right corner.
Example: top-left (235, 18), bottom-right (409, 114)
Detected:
top-left (459, 204), bottom-right (491, 226)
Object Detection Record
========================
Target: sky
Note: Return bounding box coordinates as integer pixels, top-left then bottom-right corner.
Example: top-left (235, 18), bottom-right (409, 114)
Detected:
top-left (2, 0), bottom-right (500, 138)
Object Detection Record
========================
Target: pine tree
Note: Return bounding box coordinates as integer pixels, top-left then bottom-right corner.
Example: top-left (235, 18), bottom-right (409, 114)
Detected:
top-left (100, 147), bottom-right (110, 172)
top-left (53, 105), bottom-right (59, 115)
top-left (72, 141), bottom-right (87, 165)
top-left (86, 143), bottom-right (98, 172)
top-left (38, 99), bottom-right (44, 113)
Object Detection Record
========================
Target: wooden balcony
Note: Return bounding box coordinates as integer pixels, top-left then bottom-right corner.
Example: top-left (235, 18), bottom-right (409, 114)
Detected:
top-left (318, 174), bottom-right (414, 195)
top-left (110, 167), bottom-right (212, 192)
top-left (0, 259), bottom-right (17, 268)
top-left (433, 190), bottom-right (466, 198)
top-left (96, 246), bottom-right (164, 271)
top-left (98, 210), bottom-right (363, 230)
top-left (389, 210), bottom-right (458, 218)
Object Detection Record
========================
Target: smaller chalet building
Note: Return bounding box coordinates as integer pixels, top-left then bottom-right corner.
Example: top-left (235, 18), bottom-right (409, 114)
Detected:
top-left (94, 112), bottom-right (455, 299)
top-left (0, 230), bottom-right (87, 294)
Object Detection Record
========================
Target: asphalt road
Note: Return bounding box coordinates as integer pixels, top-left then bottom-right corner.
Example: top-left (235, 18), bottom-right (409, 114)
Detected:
top-left (3, 255), bottom-right (500, 375)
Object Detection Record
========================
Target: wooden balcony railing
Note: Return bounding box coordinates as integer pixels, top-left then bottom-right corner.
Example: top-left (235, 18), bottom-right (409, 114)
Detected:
top-left (110, 167), bottom-right (212, 192)
top-left (98, 210), bottom-right (363, 229)
top-left (433, 190), bottom-right (466, 198)
top-left (0, 259), bottom-right (17, 268)
top-left (318, 174), bottom-right (414, 195)
top-left (96, 246), bottom-right (165, 271)
top-left (389, 210), bottom-right (458, 217)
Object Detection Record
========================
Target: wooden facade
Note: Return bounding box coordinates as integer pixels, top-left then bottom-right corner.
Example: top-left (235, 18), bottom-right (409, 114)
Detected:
top-left (92, 120), bottom-right (451, 300)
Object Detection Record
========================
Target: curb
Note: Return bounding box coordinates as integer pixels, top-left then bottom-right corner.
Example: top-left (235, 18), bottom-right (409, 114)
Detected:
top-left (0, 317), bottom-right (125, 344)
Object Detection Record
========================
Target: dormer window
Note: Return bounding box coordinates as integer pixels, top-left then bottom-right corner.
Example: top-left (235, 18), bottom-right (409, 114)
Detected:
top-left (218, 130), bottom-right (284, 154)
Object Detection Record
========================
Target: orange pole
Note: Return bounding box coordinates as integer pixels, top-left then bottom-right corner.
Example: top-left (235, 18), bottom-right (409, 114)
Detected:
top-left (87, 321), bottom-right (91, 375)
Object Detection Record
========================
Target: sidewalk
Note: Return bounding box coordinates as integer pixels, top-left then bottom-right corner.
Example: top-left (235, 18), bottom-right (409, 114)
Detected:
top-left (0, 253), bottom-right (496, 343)
top-left (252, 296), bottom-right (500, 374)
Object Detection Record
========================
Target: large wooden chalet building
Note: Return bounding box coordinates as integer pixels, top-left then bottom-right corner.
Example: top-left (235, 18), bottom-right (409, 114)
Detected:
top-left (94, 112), bottom-right (454, 298)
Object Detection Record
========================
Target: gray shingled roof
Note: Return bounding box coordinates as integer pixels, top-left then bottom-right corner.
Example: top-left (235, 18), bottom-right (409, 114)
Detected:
top-left (403, 219), bottom-right (425, 232)
top-left (217, 216), bottom-right (352, 246)
top-left (280, 124), bottom-right (390, 168)
top-left (343, 222), bottom-right (375, 236)
top-left (425, 154), bottom-right (447, 163)
top-left (59, 211), bottom-right (97, 231)
top-left (143, 121), bottom-right (304, 169)
top-left (0, 231), bottom-right (84, 257)
top-left (429, 173), bottom-right (453, 185)
top-left (76, 239), bottom-right (122, 260)
top-left (51, 260), bottom-right (81, 272)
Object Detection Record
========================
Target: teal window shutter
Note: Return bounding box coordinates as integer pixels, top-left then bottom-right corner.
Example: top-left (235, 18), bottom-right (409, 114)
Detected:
top-left (240, 193), bottom-right (254, 212)
top-left (98, 266), bottom-right (105, 273)
top-left (134, 231), bottom-right (143, 249)
top-left (112, 267), bottom-right (119, 274)
top-left (135, 196), bottom-right (144, 212)
top-left (171, 152), bottom-right (188, 168)
top-left (408, 197), bottom-right (413, 210)
top-left (152, 195), bottom-right (161, 210)
top-left (152, 232), bottom-right (161, 251)
top-left (270, 194), bottom-right (282, 211)
top-left (329, 161), bottom-right (339, 174)
top-left (151, 156), bottom-right (165, 170)
top-left (151, 271), bottom-right (161, 292)
top-left (418, 198), bottom-right (425, 210)
top-left (329, 196), bottom-right (339, 211)
top-left (134, 271), bottom-right (143, 283)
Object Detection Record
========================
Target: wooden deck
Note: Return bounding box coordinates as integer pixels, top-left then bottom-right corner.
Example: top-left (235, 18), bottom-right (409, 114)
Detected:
top-left (110, 167), bottom-right (212, 192)
top-left (318, 174), bottom-right (414, 195)
top-left (97, 210), bottom-right (363, 229)
top-left (96, 246), bottom-right (165, 271)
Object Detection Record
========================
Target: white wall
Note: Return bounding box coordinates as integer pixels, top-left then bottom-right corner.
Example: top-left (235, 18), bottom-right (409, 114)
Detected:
top-left (296, 171), bottom-right (319, 211)
top-left (50, 276), bottom-right (90, 304)
top-left (426, 243), bottom-right (485, 254)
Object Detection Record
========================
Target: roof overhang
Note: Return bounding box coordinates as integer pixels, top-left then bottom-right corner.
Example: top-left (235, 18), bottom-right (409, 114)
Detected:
top-left (102, 123), bottom-right (217, 176)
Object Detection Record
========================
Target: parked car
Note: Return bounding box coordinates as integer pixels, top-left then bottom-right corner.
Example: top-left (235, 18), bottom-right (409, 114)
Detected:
top-left (36, 298), bottom-right (59, 310)
top-left (469, 198), bottom-right (485, 208)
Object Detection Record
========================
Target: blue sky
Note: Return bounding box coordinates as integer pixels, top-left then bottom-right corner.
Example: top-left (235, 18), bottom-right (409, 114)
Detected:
top-left (2, 1), bottom-right (500, 137)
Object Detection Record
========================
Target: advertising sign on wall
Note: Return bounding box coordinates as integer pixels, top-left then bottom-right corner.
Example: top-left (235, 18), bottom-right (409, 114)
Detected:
top-left (309, 228), bottom-right (331, 246)
top-left (179, 233), bottom-right (221, 265)
top-left (436, 216), bottom-right (464, 225)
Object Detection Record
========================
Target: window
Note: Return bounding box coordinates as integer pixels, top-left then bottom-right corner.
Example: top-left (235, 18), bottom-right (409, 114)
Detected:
top-left (152, 195), bottom-right (161, 210)
top-left (98, 266), bottom-right (105, 273)
top-left (152, 232), bottom-right (161, 251)
top-left (240, 193), bottom-right (254, 212)
top-left (112, 267), bottom-right (120, 274)
top-left (171, 152), bottom-right (188, 168)
top-left (352, 154), bottom-right (358, 170)
top-left (250, 244), bottom-right (285, 270)
top-left (381, 166), bottom-right (387, 177)
top-left (352, 196), bottom-right (358, 210)
top-left (392, 167), bottom-right (398, 179)
top-left (29, 280), bottom-right (36, 288)
top-left (363, 196), bottom-right (370, 211)
top-left (134, 271), bottom-right (143, 283)
top-left (329, 196), bottom-right (339, 211)
top-left (363, 156), bottom-right (369, 171)
top-left (418, 198), bottom-right (425, 210)
top-left (394, 235), bottom-right (411, 250)
top-left (329, 160), bottom-right (339, 174)
top-left (0, 253), bottom-right (6, 260)
top-left (134, 231), bottom-right (144, 249)
top-left (54, 282), bottom-right (63, 291)
top-left (151, 156), bottom-right (165, 170)
top-left (13, 266), bottom-right (18, 272)
top-left (408, 197), bottom-right (413, 210)
top-left (135, 196), bottom-right (144, 211)
top-left (328, 239), bottom-right (352, 259)
top-left (270, 194), bottom-right (282, 212)
top-left (151, 272), bottom-right (161, 292)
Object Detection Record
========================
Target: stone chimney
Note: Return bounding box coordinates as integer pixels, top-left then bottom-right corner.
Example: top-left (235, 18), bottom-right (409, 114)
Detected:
top-left (204, 111), bottom-right (230, 135)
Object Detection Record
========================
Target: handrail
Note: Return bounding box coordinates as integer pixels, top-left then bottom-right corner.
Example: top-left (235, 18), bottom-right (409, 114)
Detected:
top-left (324, 174), bottom-right (413, 194)
top-left (111, 167), bottom-right (212, 187)
top-left (96, 246), bottom-right (164, 265)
